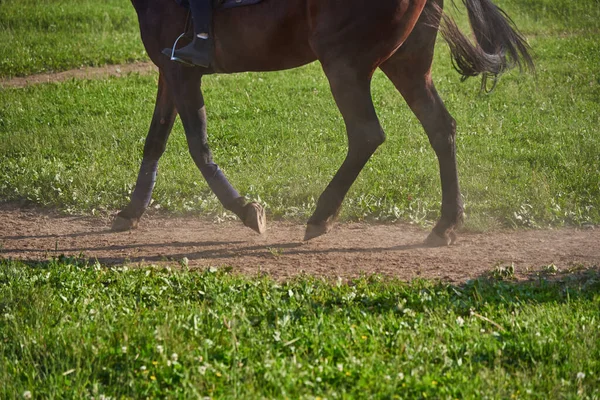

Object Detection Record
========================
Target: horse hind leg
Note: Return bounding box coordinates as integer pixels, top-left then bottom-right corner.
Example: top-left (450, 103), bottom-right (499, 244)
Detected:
top-left (380, 52), bottom-right (464, 246)
top-left (305, 64), bottom-right (385, 240)
top-left (113, 71), bottom-right (177, 231)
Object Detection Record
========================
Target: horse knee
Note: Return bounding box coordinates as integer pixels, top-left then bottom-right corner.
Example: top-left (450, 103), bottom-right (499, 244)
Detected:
top-left (348, 123), bottom-right (386, 154)
top-left (371, 127), bottom-right (386, 148)
top-left (426, 116), bottom-right (456, 154)
top-left (143, 137), bottom-right (169, 160)
top-left (362, 130), bottom-right (386, 153)
top-left (189, 149), bottom-right (210, 167)
top-left (185, 133), bottom-right (211, 164)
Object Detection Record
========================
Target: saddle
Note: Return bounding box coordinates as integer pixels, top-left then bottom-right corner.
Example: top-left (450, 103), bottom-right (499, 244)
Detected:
top-left (176, 0), bottom-right (263, 10)
top-left (163, 0), bottom-right (264, 66)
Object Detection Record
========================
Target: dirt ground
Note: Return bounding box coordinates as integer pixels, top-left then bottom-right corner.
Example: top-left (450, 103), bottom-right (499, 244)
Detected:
top-left (1, 205), bottom-right (598, 282)
top-left (0, 62), bottom-right (157, 89)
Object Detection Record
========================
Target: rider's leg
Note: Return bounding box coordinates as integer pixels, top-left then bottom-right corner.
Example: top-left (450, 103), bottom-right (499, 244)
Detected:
top-left (171, 0), bottom-right (213, 67)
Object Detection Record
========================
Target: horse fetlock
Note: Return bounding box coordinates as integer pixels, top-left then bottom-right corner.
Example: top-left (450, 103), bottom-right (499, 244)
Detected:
top-left (442, 205), bottom-right (465, 227)
top-left (225, 196), bottom-right (248, 219)
top-left (454, 210), bottom-right (465, 227)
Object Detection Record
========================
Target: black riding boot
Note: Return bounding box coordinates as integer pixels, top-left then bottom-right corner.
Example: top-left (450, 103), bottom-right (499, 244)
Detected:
top-left (169, 0), bottom-right (213, 67)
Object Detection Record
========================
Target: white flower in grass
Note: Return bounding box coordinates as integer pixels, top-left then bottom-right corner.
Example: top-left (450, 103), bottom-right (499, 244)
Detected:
top-left (140, 365), bottom-right (147, 371)
top-left (171, 353), bottom-right (178, 362)
top-left (577, 372), bottom-right (586, 380)
top-left (156, 345), bottom-right (164, 354)
top-left (121, 346), bottom-right (127, 354)
top-left (23, 391), bottom-right (32, 399)
top-left (398, 372), bottom-right (405, 380)
top-left (456, 316), bottom-right (465, 327)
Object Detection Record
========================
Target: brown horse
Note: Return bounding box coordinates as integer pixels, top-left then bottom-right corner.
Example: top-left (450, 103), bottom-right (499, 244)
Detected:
top-left (114, 0), bottom-right (532, 245)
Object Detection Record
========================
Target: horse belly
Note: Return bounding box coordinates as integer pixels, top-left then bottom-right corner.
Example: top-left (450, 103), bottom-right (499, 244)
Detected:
top-left (213, 1), bottom-right (316, 73)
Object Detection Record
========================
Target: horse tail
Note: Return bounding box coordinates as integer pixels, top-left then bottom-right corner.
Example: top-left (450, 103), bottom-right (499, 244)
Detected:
top-left (437, 0), bottom-right (534, 82)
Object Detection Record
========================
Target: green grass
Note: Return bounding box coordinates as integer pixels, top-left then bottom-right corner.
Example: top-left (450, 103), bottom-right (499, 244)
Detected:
top-left (1, 258), bottom-right (599, 398)
top-left (499, 0), bottom-right (600, 34)
top-left (0, 0), bottom-right (147, 78)
top-left (1, 3), bottom-right (599, 398)
top-left (1, 33), bottom-right (599, 228)
top-left (0, 0), bottom-right (599, 229)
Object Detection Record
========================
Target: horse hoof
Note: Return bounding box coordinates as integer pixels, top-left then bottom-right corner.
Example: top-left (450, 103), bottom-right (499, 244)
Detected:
top-left (244, 202), bottom-right (266, 234)
top-left (304, 222), bottom-right (330, 241)
top-left (112, 215), bottom-right (139, 232)
top-left (424, 230), bottom-right (452, 247)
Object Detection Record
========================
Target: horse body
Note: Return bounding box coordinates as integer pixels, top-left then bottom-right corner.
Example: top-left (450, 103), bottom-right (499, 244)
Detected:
top-left (135, 0), bottom-right (426, 74)
top-left (116, 0), bottom-right (532, 245)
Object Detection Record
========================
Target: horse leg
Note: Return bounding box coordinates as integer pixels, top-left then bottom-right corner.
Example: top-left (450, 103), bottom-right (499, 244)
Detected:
top-left (163, 67), bottom-right (266, 234)
top-left (113, 72), bottom-right (177, 231)
top-left (305, 65), bottom-right (385, 240)
top-left (380, 49), bottom-right (464, 246)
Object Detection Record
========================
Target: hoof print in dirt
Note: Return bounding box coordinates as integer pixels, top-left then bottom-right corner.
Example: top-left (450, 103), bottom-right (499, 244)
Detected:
top-left (424, 230), bottom-right (456, 247)
top-left (111, 216), bottom-right (139, 232)
top-left (243, 202), bottom-right (266, 234)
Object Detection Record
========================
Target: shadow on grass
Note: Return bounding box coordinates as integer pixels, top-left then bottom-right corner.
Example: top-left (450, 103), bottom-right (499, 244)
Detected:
top-left (5, 253), bottom-right (599, 305)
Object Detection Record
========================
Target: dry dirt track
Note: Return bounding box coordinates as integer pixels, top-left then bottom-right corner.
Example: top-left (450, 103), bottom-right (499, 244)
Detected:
top-left (1, 205), bottom-right (599, 282)
top-left (0, 62), bottom-right (157, 89)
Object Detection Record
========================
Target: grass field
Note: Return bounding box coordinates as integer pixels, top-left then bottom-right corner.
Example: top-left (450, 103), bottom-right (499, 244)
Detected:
top-left (1, 258), bottom-right (599, 398)
top-left (0, 0), bottom-right (146, 78)
top-left (1, 1), bottom-right (600, 397)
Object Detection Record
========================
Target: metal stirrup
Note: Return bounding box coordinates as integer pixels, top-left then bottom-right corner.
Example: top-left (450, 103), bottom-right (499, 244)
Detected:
top-left (169, 32), bottom-right (188, 61)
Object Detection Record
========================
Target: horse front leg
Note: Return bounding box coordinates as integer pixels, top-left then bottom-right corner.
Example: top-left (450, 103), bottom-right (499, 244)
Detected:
top-left (164, 67), bottom-right (265, 234)
top-left (113, 71), bottom-right (177, 231)
top-left (305, 64), bottom-right (385, 240)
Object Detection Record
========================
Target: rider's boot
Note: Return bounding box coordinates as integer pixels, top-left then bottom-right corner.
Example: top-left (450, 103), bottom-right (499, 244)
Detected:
top-left (168, 0), bottom-right (213, 67)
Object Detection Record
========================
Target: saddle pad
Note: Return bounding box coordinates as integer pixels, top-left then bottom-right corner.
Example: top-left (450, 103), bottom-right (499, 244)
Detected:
top-left (176, 0), bottom-right (263, 10)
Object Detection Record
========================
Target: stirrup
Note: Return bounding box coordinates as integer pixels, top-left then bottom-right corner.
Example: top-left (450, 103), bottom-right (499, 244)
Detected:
top-left (163, 32), bottom-right (192, 63)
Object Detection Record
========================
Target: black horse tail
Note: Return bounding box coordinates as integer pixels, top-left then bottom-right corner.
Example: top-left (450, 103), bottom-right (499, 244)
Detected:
top-left (437, 0), bottom-right (534, 82)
